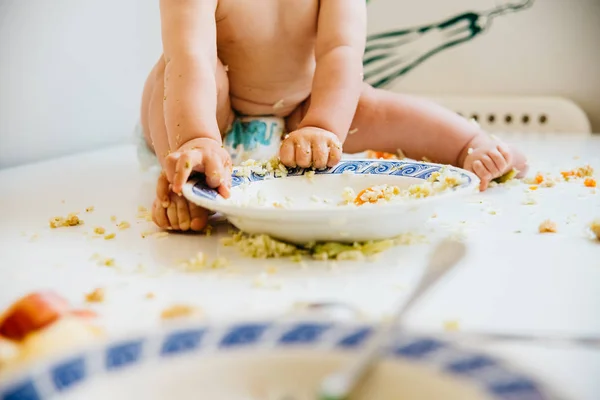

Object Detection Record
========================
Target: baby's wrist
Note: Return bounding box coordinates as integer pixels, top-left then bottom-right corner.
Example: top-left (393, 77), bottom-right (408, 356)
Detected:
top-left (178, 136), bottom-right (222, 151)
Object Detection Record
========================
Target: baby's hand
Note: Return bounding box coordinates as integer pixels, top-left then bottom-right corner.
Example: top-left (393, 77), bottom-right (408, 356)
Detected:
top-left (279, 127), bottom-right (342, 169)
top-left (462, 136), bottom-right (516, 191)
top-left (164, 138), bottom-right (232, 197)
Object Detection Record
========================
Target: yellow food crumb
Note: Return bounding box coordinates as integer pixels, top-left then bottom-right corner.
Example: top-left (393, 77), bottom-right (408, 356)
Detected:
top-left (354, 184), bottom-right (401, 205)
top-left (348, 128), bottom-right (358, 135)
top-left (589, 220), bottom-right (600, 240)
top-left (160, 304), bottom-right (202, 320)
top-left (443, 320), bottom-right (461, 332)
top-left (104, 233), bottom-right (116, 240)
top-left (211, 257), bottom-right (229, 269)
top-left (94, 256), bottom-right (115, 267)
top-left (94, 227), bottom-right (106, 235)
top-left (49, 213), bottom-right (83, 228)
top-left (85, 288), bottom-right (105, 303)
top-left (117, 221), bottom-right (130, 230)
top-left (179, 252), bottom-right (206, 271)
top-left (538, 220), bottom-right (557, 234)
top-left (272, 99), bottom-right (285, 109)
top-left (154, 232), bottom-right (169, 239)
top-left (222, 230), bottom-right (424, 261)
top-left (305, 170), bottom-right (316, 181)
top-left (110, 215), bottom-right (117, 222)
top-left (265, 266), bottom-right (278, 275)
top-left (145, 292), bottom-right (155, 299)
top-left (85, 206), bottom-right (95, 213)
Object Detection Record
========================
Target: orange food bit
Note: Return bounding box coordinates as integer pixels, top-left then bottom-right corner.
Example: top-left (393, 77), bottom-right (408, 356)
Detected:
top-left (561, 171), bottom-right (574, 179)
top-left (529, 185), bottom-right (538, 191)
top-left (0, 291), bottom-right (70, 341)
top-left (366, 150), bottom-right (397, 160)
top-left (584, 178), bottom-right (596, 188)
top-left (535, 174), bottom-right (544, 184)
top-left (354, 188), bottom-right (371, 205)
top-left (0, 292), bottom-right (96, 342)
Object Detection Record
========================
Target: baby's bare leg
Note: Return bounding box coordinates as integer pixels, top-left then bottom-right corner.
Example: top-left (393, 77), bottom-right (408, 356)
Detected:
top-left (141, 57), bottom-right (233, 231)
top-left (344, 84), bottom-right (527, 189)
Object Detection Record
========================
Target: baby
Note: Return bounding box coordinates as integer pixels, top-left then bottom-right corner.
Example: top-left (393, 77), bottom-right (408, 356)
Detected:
top-left (141, 0), bottom-right (527, 232)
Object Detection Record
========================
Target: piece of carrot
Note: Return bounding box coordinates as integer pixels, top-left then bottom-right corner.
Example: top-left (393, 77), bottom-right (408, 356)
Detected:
top-left (584, 178), bottom-right (596, 188)
top-left (0, 292), bottom-right (70, 341)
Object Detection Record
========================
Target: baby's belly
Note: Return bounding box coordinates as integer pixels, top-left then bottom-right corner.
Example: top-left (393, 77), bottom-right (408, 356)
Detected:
top-left (229, 89), bottom-right (310, 117)
top-left (226, 67), bottom-right (314, 117)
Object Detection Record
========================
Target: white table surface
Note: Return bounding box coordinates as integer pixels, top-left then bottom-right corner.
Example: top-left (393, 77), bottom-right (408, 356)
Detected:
top-left (0, 133), bottom-right (599, 399)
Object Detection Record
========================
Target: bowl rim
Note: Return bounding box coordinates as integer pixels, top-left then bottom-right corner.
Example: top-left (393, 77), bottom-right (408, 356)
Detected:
top-left (0, 319), bottom-right (555, 400)
top-left (183, 159), bottom-right (480, 220)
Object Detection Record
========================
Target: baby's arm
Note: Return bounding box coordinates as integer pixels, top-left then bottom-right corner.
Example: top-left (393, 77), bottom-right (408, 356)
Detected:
top-left (299, 0), bottom-right (366, 141)
top-left (280, 0), bottom-right (366, 168)
top-left (159, 0), bottom-right (230, 194)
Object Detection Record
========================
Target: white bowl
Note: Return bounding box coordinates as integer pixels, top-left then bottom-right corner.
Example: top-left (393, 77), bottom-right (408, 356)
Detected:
top-left (0, 320), bottom-right (553, 400)
top-left (183, 159), bottom-right (479, 244)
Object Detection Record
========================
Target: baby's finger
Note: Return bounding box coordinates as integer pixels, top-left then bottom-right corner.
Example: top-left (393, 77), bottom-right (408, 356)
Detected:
top-left (166, 195), bottom-right (180, 230)
top-left (279, 138), bottom-right (296, 167)
top-left (204, 155), bottom-right (225, 188)
top-left (481, 155), bottom-right (499, 176)
top-left (164, 152), bottom-right (180, 183)
top-left (175, 195), bottom-right (191, 231)
top-left (472, 160), bottom-right (491, 191)
top-left (189, 203), bottom-right (209, 231)
top-left (172, 153), bottom-right (198, 194)
top-left (328, 141), bottom-right (343, 167)
top-left (311, 140), bottom-right (329, 169)
top-left (156, 172), bottom-right (171, 208)
top-left (489, 149), bottom-right (508, 174)
top-left (497, 144), bottom-right (513, 166)
top-left (295, 138), bottom-right (312, 168)
top-left (152, 198), bottom-right (170, 229)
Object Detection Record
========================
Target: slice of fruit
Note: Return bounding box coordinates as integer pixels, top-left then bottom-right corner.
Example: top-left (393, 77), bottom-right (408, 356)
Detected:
top-left (0, 292), bottom-right (71, 341)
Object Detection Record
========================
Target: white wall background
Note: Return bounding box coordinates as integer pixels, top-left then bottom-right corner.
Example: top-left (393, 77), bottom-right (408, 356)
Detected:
top-left (0, 0), bottom-right (598, 168)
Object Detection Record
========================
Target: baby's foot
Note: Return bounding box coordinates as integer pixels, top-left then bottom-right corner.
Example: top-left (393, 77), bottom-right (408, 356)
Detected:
top-left (459, 134), bottom-right (528, 191)
top-left (152, 172), bottom-right (209, 231)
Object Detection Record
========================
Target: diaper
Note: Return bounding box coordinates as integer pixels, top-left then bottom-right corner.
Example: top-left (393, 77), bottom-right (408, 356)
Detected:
top-left (223, 116), bottom-right (285, 165)
top-left (134, 116), bottom-right (285, 170)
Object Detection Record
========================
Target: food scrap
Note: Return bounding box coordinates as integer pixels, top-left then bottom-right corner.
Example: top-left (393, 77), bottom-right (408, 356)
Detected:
top-left (93, 227), bottom-right (106, 235)
top-left (0, 292), bottom-right (96, 342)
top-left (443, 320), bottom-right (461, 332)
top-left (49, 213), bottom-right (83, 228)
top-left (234, 157), bottom-right (289, 179)
top-left (104, 233), bottom-right (116, 240)
top-left (365, 150), bottom-right (399, 160)
top-left (160, 305), bottom-right (202, 320)
top-left (538, 220), bottom-right (557, 234)
top-left (589, 220), bottom-right (600, 240)
top-left (354, 184), bottom-right (401, 205)
top-left (561, 165), bottom-right (594, 180)
top-left (85, 206), bottom-right (95, 213)
top-left (84, 288), bottom-right (105, 303)
top-left (117, 221), bottom-right (131, 230)
top-left (493, 168), bottom-right (519, 184)
top-left (222, 230), bottom-right (423, 261)
top-left (584, 177), bottom-right (596, 188)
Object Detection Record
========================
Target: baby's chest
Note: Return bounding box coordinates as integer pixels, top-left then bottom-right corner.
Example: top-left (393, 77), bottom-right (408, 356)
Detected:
top-left (216, 0), bottom-right (318, 47)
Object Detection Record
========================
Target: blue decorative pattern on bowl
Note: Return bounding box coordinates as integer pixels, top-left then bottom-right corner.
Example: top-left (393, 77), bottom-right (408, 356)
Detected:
top-left (190, 159), bottom-right (473, 202)
top-left (0, 321), bottom-right (551, 400)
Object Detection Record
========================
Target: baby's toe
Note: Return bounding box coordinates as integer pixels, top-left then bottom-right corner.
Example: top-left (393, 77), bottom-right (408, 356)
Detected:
top-left (189, 203), bottom-right (209, 231)
top-left (152, 198), bottom-right (171, 229)
top-left (175, 196), bottom-right (192, 231)
top-left (166, 194), bottom-right (180, 230)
